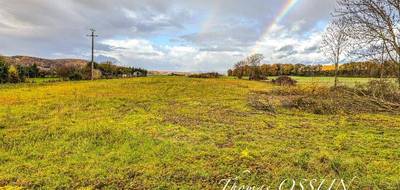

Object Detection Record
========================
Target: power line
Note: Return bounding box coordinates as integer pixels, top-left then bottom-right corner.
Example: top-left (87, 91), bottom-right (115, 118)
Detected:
top-left (87, 29), bottom-right (98, 80)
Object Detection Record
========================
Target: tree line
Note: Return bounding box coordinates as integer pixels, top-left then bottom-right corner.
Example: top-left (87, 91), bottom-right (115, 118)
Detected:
top-left (228, 60), bottom-right (400, 78)
top-left (0, 56), bottom-right (147, 84)
top-left (55, 61), bottom-right (148, 81)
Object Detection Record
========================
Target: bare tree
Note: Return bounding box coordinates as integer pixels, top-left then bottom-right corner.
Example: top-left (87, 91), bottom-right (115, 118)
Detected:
top-left (321, 19), bottom-right (350, 87)
top-left (245, 54), bottom-right (264, 67)
top-left (370, 43), bottom-right (390, 79)
top-left (246, 54), bottom-right (265, 80)
top-left (336, 0), bottom-right (400, 87)
top-left (233, 54), bottom-right (264, 80)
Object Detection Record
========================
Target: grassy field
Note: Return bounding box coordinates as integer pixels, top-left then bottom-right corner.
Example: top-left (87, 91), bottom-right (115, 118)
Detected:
top-left (26, 77), bottom-right (61, 84)
top-left (0, 76), bottom-right (399, 189)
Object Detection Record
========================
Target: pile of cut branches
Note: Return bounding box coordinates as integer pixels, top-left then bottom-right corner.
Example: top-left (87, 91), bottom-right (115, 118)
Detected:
top-left (250, 80), bottom-right (400, 114)
top-left (272, 76), bottom-right (297, 86)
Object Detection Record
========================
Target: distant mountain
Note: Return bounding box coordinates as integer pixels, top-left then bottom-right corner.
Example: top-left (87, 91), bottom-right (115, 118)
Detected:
top-left (3, 56), bottom-right (88, 71)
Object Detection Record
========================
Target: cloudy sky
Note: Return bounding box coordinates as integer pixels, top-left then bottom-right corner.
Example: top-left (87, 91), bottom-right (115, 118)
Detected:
top-left (0, 0), bottom-right (336, 72)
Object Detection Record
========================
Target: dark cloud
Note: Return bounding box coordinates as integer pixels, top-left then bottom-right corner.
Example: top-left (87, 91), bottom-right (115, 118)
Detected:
top-left (303, 45), bottom-right (320, 53)
top-left (199, 47), bottom-right (243, 52)
top-left (276, 45), bottom-right (298, 55)
top-left (277, 45), bottom-right (294, 52)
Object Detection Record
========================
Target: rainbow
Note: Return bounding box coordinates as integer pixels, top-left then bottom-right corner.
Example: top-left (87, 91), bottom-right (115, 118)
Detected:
top-left (199, 1), bottom-right (223, 34)
top-left (250, 0), bottom-right (301, 54)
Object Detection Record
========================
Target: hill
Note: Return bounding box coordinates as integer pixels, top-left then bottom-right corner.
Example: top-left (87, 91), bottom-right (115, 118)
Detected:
top-left (3, 55), bottom-right (88, 71)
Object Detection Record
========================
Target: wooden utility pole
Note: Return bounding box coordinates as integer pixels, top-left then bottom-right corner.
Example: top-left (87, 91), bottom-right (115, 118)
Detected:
top-left (87, 29), bottom-right (98, 80)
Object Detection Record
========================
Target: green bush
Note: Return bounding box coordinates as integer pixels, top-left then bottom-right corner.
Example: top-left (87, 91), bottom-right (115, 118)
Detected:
top-left (8, 65), bottom-right (21, 83)
top-left (0, 57), bottom-right (9, 83)
top-left (69, 71), bottom-right (84, 81)
top-left (28, 64), bottom-right (39, 78)
top-left (17, 65), bottom-right (27, 82)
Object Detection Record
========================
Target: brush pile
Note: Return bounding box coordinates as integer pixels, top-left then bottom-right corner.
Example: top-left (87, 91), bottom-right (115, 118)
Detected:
top-left (272, 76), bottom-right (298, 86)
top-left (250, 79), bottom-right (400, 114)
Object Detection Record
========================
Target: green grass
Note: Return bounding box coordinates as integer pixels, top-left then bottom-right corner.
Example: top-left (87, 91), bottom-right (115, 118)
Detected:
top-left (27, 77), bottom-right (61, 84)
top-left (0, 76), bottom-right (399, 189)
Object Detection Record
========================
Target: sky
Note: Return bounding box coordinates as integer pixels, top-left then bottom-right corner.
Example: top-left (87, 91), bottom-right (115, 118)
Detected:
top-left (0, 0), bottom-right (337, 72)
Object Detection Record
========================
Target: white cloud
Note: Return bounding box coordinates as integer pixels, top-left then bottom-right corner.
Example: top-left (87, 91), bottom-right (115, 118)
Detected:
top-left (97, 18), bottom-right (329, 72)
top-left (252, 23), bottom-right (326, 64)
top-left (98, 38), bottom-right (240, 72)
top-left (0, 0), bottom-right (335, 71)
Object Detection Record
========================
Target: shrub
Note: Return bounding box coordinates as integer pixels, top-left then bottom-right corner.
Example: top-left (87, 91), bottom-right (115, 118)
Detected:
top-left (16, 65), bottom-right (27, 82)
top-left (169, 73), bottom-right (185, 76)
top-left (8, 65), bottom-right (20, 83)
top-left (56, 64), bottom-right (79, 79)
top-left (0, 57), bottom-right (9, 83)
top-left (81, 64), bottom-right (103, 80)
top-left (92, 69), bottom-right (102, 80)
top-left (249, 73), bottom-right (267, 81)
top-left (188, 72), bottom-right (220, 78)
top-left (69, 71), bottom-right (84, 81)
top-left (249, 67), bottom-right (267, 81)
top-left (28, 64), bottom-right (39, 78)
top-left (272, 76), bottom-right (297, 86)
